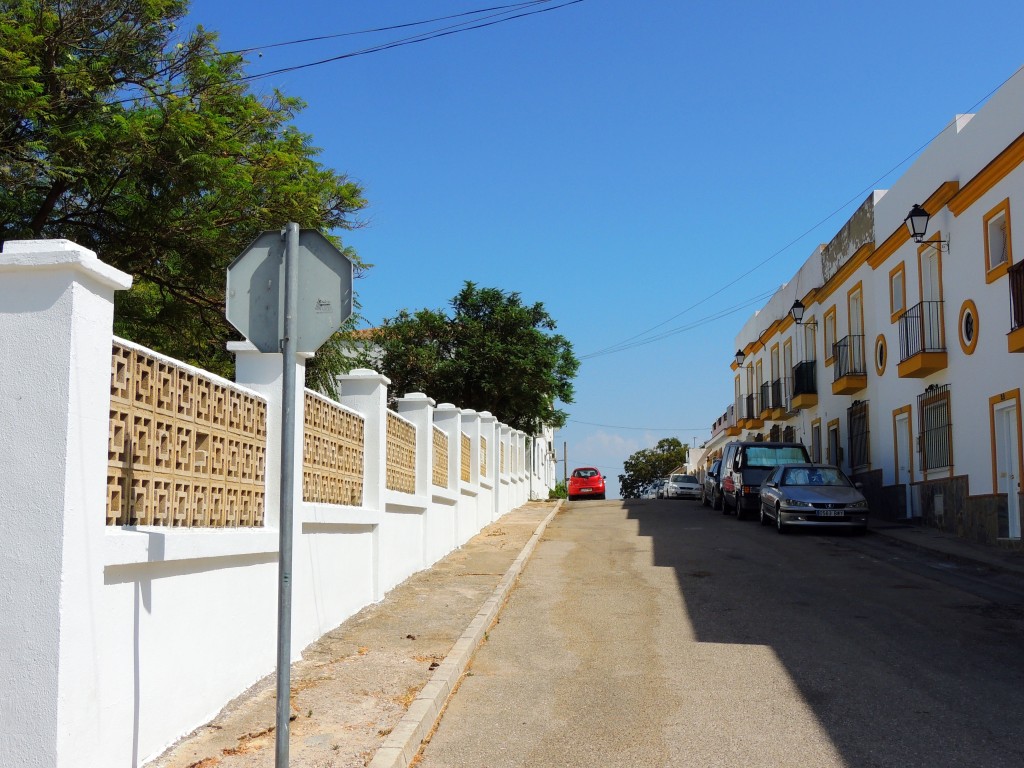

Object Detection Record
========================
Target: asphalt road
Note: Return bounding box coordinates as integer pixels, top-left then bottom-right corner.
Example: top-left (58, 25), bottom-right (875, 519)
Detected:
top-left (417, 497), bottom-right (1024, 768)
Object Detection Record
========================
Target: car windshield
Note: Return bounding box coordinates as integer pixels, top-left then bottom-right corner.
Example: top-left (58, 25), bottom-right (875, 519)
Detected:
top-left (781, 467), bottom-right (851, 487)
top-left (572, 469), bottom-right (600, 478)
top-left (743, 446), bottom-right (808, 468)
top-left (671, 475), bottom-right (696, 483)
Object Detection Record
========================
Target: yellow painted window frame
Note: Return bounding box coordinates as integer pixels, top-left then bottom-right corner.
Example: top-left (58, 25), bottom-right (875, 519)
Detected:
top-left (826, 418), bottom-right (840, 464)
top-left (889, 262), bottom-right (906, 322)
top-left (983, 198), bottom-right (1012, 283)
top-left (823, 306), bottom-right (837, 367)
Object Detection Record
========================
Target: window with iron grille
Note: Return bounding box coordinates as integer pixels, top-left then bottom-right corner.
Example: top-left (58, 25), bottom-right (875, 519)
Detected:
top-left (769, 424), bottom-right (781, 442)
top-left (782, 425), bottom-right (795, 443)
top-left (917, 385), bottom-right (952, 471)
top-left (847, 401), bottom-right (870, 470)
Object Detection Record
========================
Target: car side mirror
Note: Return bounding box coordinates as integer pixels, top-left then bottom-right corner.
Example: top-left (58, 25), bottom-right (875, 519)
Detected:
top-left (854, 482), bottom-right (864, 490)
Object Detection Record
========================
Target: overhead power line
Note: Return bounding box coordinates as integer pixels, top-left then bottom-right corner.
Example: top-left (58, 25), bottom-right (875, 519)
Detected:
top-left (567, 419), bottom-right (709, 432)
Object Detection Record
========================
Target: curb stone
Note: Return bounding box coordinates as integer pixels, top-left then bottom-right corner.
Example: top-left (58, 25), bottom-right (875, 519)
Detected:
top-left (367, 500), bottom-right (563, 768)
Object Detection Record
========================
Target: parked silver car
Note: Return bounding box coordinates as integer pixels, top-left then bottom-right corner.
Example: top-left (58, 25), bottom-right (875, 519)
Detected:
top-left (758, 463), bottom-right (869, 534)
top-left (664, 473), bottom-right (701, 500)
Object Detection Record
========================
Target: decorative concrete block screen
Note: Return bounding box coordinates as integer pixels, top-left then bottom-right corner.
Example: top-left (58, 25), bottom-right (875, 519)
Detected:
top-left (386, 410), bottom-right (416, 493)
top-left (461, 433), bottom-right (471, 482)
top-left (107, 339), bottom-right (267, 527)
top-left (480, 436), bottom-right (488, 477)
top-left (432, 426), bottom-right (448, 487)
top-left (303, 390), bottom-right (365, 505)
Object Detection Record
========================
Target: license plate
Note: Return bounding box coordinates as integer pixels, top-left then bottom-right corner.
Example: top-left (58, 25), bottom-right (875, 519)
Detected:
top-left (816, 510), bottom-right (844, 517)
top-left (580, 488), bottom-right (593, 493)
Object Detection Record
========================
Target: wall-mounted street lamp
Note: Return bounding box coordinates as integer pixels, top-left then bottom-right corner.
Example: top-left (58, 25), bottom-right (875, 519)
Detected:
top-left (789, 300), bottom-right (817, 327)
top-left (735, 349), bottom-right (746, 366)
top-left (904, 204), bottom-right (950, 252)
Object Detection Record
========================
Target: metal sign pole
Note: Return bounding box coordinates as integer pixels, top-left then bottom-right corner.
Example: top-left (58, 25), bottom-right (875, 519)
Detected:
top-left (275, 222), bottom-right (300, 767)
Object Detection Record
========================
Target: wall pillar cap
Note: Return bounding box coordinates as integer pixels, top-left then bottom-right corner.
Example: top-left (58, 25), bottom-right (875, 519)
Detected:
top-left (399, 392), bottom-right (435, 405)
top-left (460, 408), bottom-right (478, 416)
top-left (435, 403), bottom-right (459, 412)
top-left (1, 238), bottom-right (132, 291)
top-left (342, 368), bottom-right (391, 385)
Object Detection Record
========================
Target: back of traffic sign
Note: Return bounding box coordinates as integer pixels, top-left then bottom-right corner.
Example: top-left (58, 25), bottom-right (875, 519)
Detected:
top-left (226, 228), bottom-right (353, 354)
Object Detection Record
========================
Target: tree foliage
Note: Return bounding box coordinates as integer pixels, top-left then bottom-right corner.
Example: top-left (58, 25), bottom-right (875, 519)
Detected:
top-left (618, 438), bottom-right (689, 499)
top-left (362, 282), bottom-right (579, 434)
top-left (0, 0), bottom-right (367, 383)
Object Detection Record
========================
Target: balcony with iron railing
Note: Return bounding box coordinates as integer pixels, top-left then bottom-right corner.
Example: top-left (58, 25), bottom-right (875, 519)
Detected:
top-left (832, 335), bottom-right (867, 395)
top-left (738, 392), bottom-right (763, 428)
top-left (897, 301), bottom-right (947, 377)
top-left (1009, 261), bottom-right (1024, 352)
top-left (759, 381), bottom-right (772, 420)
top-left (791, 360), bottom-right (817, 410)
top-left (769, 377), bottom-right (786, 419)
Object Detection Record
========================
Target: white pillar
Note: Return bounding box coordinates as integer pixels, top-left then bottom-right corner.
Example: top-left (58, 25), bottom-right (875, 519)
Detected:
top-left (0, 240), bottom-right (132, 768)
top-left (433, 404), bottom-right (462, 491)
top-left (229, 342), bottom-right (309, 529)
top-left (396, 392), bottom-right (436, 499)
top-left (338, 369), bottom-right (390, 511)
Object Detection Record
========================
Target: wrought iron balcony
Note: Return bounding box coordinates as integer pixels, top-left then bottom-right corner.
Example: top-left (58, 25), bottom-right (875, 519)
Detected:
top-left (1009, 261), bottom-right (1024, 352)
top-left (832, 335), bottom-right (866, 394)
top-left (897, 301), bottom-right (947, 376)
top-left (792, 361), bottom-right (817, 398)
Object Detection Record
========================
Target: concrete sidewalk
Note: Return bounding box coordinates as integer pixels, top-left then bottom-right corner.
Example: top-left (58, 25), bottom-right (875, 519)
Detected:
top-left (868, 518), bottom-right (1024, 577)
top-left (148, 500), bottom-right (561, 768)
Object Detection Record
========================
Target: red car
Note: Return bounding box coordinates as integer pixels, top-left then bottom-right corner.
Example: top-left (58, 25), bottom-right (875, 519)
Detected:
top-left (567, 467), bottom-right (606, 501)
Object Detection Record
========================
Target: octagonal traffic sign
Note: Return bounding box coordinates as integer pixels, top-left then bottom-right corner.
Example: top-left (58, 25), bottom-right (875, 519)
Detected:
top-left (226, 228), bottom-right (353, 354)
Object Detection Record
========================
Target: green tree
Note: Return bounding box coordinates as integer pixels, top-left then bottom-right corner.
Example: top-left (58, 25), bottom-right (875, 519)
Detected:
top-left (618, 438), bottom-right (689, 499)
top-left (363, 282), bottom-right (579, 433)
top-left (0, 0), bottom-right (367, 385)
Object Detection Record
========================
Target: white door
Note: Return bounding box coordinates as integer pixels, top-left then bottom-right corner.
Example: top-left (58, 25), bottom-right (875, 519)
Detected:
top-left (895, 412), bottom-right (913, 518)
top-left (994, 402), bottom-right (1021, 539)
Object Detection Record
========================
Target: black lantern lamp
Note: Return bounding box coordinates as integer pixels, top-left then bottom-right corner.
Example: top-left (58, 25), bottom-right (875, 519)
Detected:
top-left (904, 204), bottom-right (949, 251)
top-left (790, 299), bottom-right (817, 327)
top-left (735, 349), bottom-right (746, 366)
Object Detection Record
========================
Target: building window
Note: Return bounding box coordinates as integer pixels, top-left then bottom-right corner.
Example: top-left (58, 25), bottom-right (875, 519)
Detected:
top-left (889, 263), bottom-right (906, 321)
top-left (875, 334), bottom-right (887, 376)
top-left (824, 306), bottom-right (837, 365)
top-left (959, 300), bottom-right (979, 355)
top-left (918, 385), bottom-right (952, 471)
top-left (782, 425), bottom-right (795, 442)
top-left (810, 420), bottom-right (822, 463)
top-left (847, 401), bottom-right (870, 471)
top-left (984, 199), bottom-right (1012, 282)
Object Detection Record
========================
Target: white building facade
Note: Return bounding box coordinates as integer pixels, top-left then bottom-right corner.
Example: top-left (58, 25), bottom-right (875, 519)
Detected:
top-left (710, 68), bottom-right (1024, 547)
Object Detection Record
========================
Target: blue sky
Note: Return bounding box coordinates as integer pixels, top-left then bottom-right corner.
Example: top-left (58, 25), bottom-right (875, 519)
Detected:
top-left (191, 1), bottom-right (1024, 498)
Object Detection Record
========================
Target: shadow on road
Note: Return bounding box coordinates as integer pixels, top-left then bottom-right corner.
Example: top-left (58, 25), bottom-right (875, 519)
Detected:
top-left (617, 497), bottom-right (1024, 768)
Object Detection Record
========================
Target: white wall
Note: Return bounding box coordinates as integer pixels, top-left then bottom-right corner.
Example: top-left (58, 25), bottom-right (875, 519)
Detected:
top-left (0, 239), bottom-right (552, 767)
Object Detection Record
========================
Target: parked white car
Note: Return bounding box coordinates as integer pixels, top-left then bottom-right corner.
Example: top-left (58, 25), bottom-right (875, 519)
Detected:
top-left (664, 473), bottom-right (701, 500)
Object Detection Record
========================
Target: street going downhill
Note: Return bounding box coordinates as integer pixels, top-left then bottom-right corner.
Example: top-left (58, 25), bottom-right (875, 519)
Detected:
top-left (418, 498), bottom-right (1024, 768)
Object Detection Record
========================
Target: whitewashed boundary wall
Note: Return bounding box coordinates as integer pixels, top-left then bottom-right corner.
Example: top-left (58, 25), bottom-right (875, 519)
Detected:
top-left (0, 239), bottom-right (556, 768)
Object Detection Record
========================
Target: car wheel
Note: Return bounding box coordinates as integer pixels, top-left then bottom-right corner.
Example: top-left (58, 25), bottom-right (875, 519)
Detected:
top-left (712, 490), bottom-right (722, 511)
top-left (735, 503), bottom-right (744, 521)
top-left (701, 488), bottom-right (709, 507)
top-left (721, 494), bottom-right (731, 515)
top-left (597, 494), bottom-right (605, 501)
top-left (759, 504), bottom-right (769, 526)
top-left (775, 504), bottom-right (787, 534)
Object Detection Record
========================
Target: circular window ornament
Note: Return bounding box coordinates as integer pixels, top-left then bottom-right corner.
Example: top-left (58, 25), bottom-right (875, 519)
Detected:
top-left (874, 334), bottom-right (887, 376)
top-left (959, 300), bottom-right (979, 355)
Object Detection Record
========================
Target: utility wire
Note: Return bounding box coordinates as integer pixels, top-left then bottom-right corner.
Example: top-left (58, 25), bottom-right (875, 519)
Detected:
top-left (222, 1), bottom-right (554, 55)
top-left (235, 0), bottom-right (584, 84)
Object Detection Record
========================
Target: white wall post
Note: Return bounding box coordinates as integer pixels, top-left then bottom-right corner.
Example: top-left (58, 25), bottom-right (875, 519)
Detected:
top-left (479, 412), bottom-right (498, 522)
top-left (0, 240), bottom-right (132, 768)
top-left (337, 369), bottom-right (390, 512)
top-left (229, 342), bottom-right (309, 530)
top-left (396, 392), bottom-right (436, 499)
